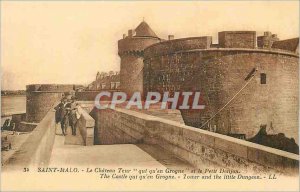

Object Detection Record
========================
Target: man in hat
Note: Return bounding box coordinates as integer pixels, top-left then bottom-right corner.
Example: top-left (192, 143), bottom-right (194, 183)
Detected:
top-left (66, 96), bottom-right (78, 136)
top-left (54, 97), bottom-right (69, 136)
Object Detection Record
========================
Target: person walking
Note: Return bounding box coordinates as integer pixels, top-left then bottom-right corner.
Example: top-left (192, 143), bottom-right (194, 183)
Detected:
top-left (54, 97), bottom-right (69, 136)
top-left (67, 96), bottom-right (78, 136)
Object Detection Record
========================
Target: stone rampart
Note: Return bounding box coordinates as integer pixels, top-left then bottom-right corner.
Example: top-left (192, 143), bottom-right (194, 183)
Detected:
top-left (218, 31), bottom-right (256, 48)
top-left (143, 48), bottom-right (299, 143)
top-left (144, 36), bottom-right (212, 57)
top-left (2, 105), bottom-right (56, 171)
top-left (94, 108), bottom-right (299, 175)
top-left (2, 102), bottom-right (96, 171)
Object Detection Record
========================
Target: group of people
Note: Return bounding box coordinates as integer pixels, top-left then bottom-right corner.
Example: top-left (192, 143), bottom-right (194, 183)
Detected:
top-left (1, 119), bottom-right (15, 133)
top-left (54, 96), bottom-right (80, 136)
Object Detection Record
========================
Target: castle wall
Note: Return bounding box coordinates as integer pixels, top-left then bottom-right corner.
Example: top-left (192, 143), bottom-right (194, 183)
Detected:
top-left (144, 44), bottom-right (299, 143)
top-left (3, 107), bottom-right (56, 171)
top-left (26, 84), bottom-right (75, 92)
top-left (144, 36), bottom-right (212, 56)
top-left (3, 102), bottom-right (95, 170)
top-left (26, 84), bottom-right (75, 123)
top-left (93, 107), bottom-right (299, 174)
top-left (218, 31), bottom-right (256, 48)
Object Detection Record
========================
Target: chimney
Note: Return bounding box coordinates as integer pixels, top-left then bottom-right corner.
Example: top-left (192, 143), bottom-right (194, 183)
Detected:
top-left (123, 34), bottom-right (127, 39)
top-left (272, 34), bottom-right (277, 38)
top-left (168, 35), bottom-right (174, 40)
top-left (128, 29), bottom-right (135, 38)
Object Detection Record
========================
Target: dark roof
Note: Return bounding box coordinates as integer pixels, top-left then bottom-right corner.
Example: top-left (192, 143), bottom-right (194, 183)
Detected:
top-left (135, 21), bottom-right (158, 38)
top-left (272, 38), bottom-right (299, 52)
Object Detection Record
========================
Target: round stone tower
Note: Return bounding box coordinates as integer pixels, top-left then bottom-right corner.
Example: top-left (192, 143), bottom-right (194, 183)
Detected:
top-left (143, 35), bottom-right (299, 143)
top-left (26, 84), bottom-right (75, 122)
top-left (118, 21), bottom-right (161, 98)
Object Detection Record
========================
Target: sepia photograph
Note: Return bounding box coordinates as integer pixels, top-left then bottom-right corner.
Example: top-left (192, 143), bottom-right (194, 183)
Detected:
top-left (1, 0), bottom-right (299, 191)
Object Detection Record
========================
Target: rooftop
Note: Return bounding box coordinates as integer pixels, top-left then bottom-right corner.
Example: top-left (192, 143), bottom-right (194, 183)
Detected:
top-left (134, 21), bottom-right (159, 38)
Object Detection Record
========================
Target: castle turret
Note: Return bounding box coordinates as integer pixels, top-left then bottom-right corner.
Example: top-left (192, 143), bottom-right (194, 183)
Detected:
top-left (118, 21), bottom-right (161, 98)
top-left (257, 31), bottom-right (279, 48)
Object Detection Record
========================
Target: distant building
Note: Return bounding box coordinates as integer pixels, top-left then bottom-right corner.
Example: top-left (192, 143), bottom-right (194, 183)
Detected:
top-left (87, 71), bottom-right (120, 90)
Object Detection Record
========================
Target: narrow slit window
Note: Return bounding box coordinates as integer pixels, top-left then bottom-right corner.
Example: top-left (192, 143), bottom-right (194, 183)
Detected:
top-left (260, 73), bottom-right (266, 84)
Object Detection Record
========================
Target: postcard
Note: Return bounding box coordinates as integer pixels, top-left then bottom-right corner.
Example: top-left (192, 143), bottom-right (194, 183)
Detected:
top-left (1, 1), bottom-right (299, 191)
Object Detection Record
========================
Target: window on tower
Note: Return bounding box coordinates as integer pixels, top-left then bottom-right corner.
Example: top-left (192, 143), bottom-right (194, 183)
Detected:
top-left (260, 73), bottom-right (267, 84)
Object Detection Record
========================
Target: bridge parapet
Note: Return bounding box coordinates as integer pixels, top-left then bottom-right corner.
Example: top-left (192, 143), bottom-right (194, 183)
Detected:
top-left (95, 108), bottom-right (299, 175)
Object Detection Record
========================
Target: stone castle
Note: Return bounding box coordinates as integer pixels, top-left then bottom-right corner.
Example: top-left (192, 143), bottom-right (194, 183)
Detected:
top-left (25, 21), bottom-right (299, 143)
top-left (117, 21), bottom-right (299, 143)
top-left (6, 21), bottom-right (299, 174)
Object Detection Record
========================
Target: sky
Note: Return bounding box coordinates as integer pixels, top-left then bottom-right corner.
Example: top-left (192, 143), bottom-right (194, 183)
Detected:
top-left (1, 1), bottom-right (299, 90)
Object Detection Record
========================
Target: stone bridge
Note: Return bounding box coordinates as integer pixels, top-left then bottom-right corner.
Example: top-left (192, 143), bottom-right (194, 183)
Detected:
top-left (2, 101), bottom-right (299, 176)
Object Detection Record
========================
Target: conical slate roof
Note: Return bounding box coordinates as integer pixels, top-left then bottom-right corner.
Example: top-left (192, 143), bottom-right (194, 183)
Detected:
top-left (135, 21), bottom-right (158, 38)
